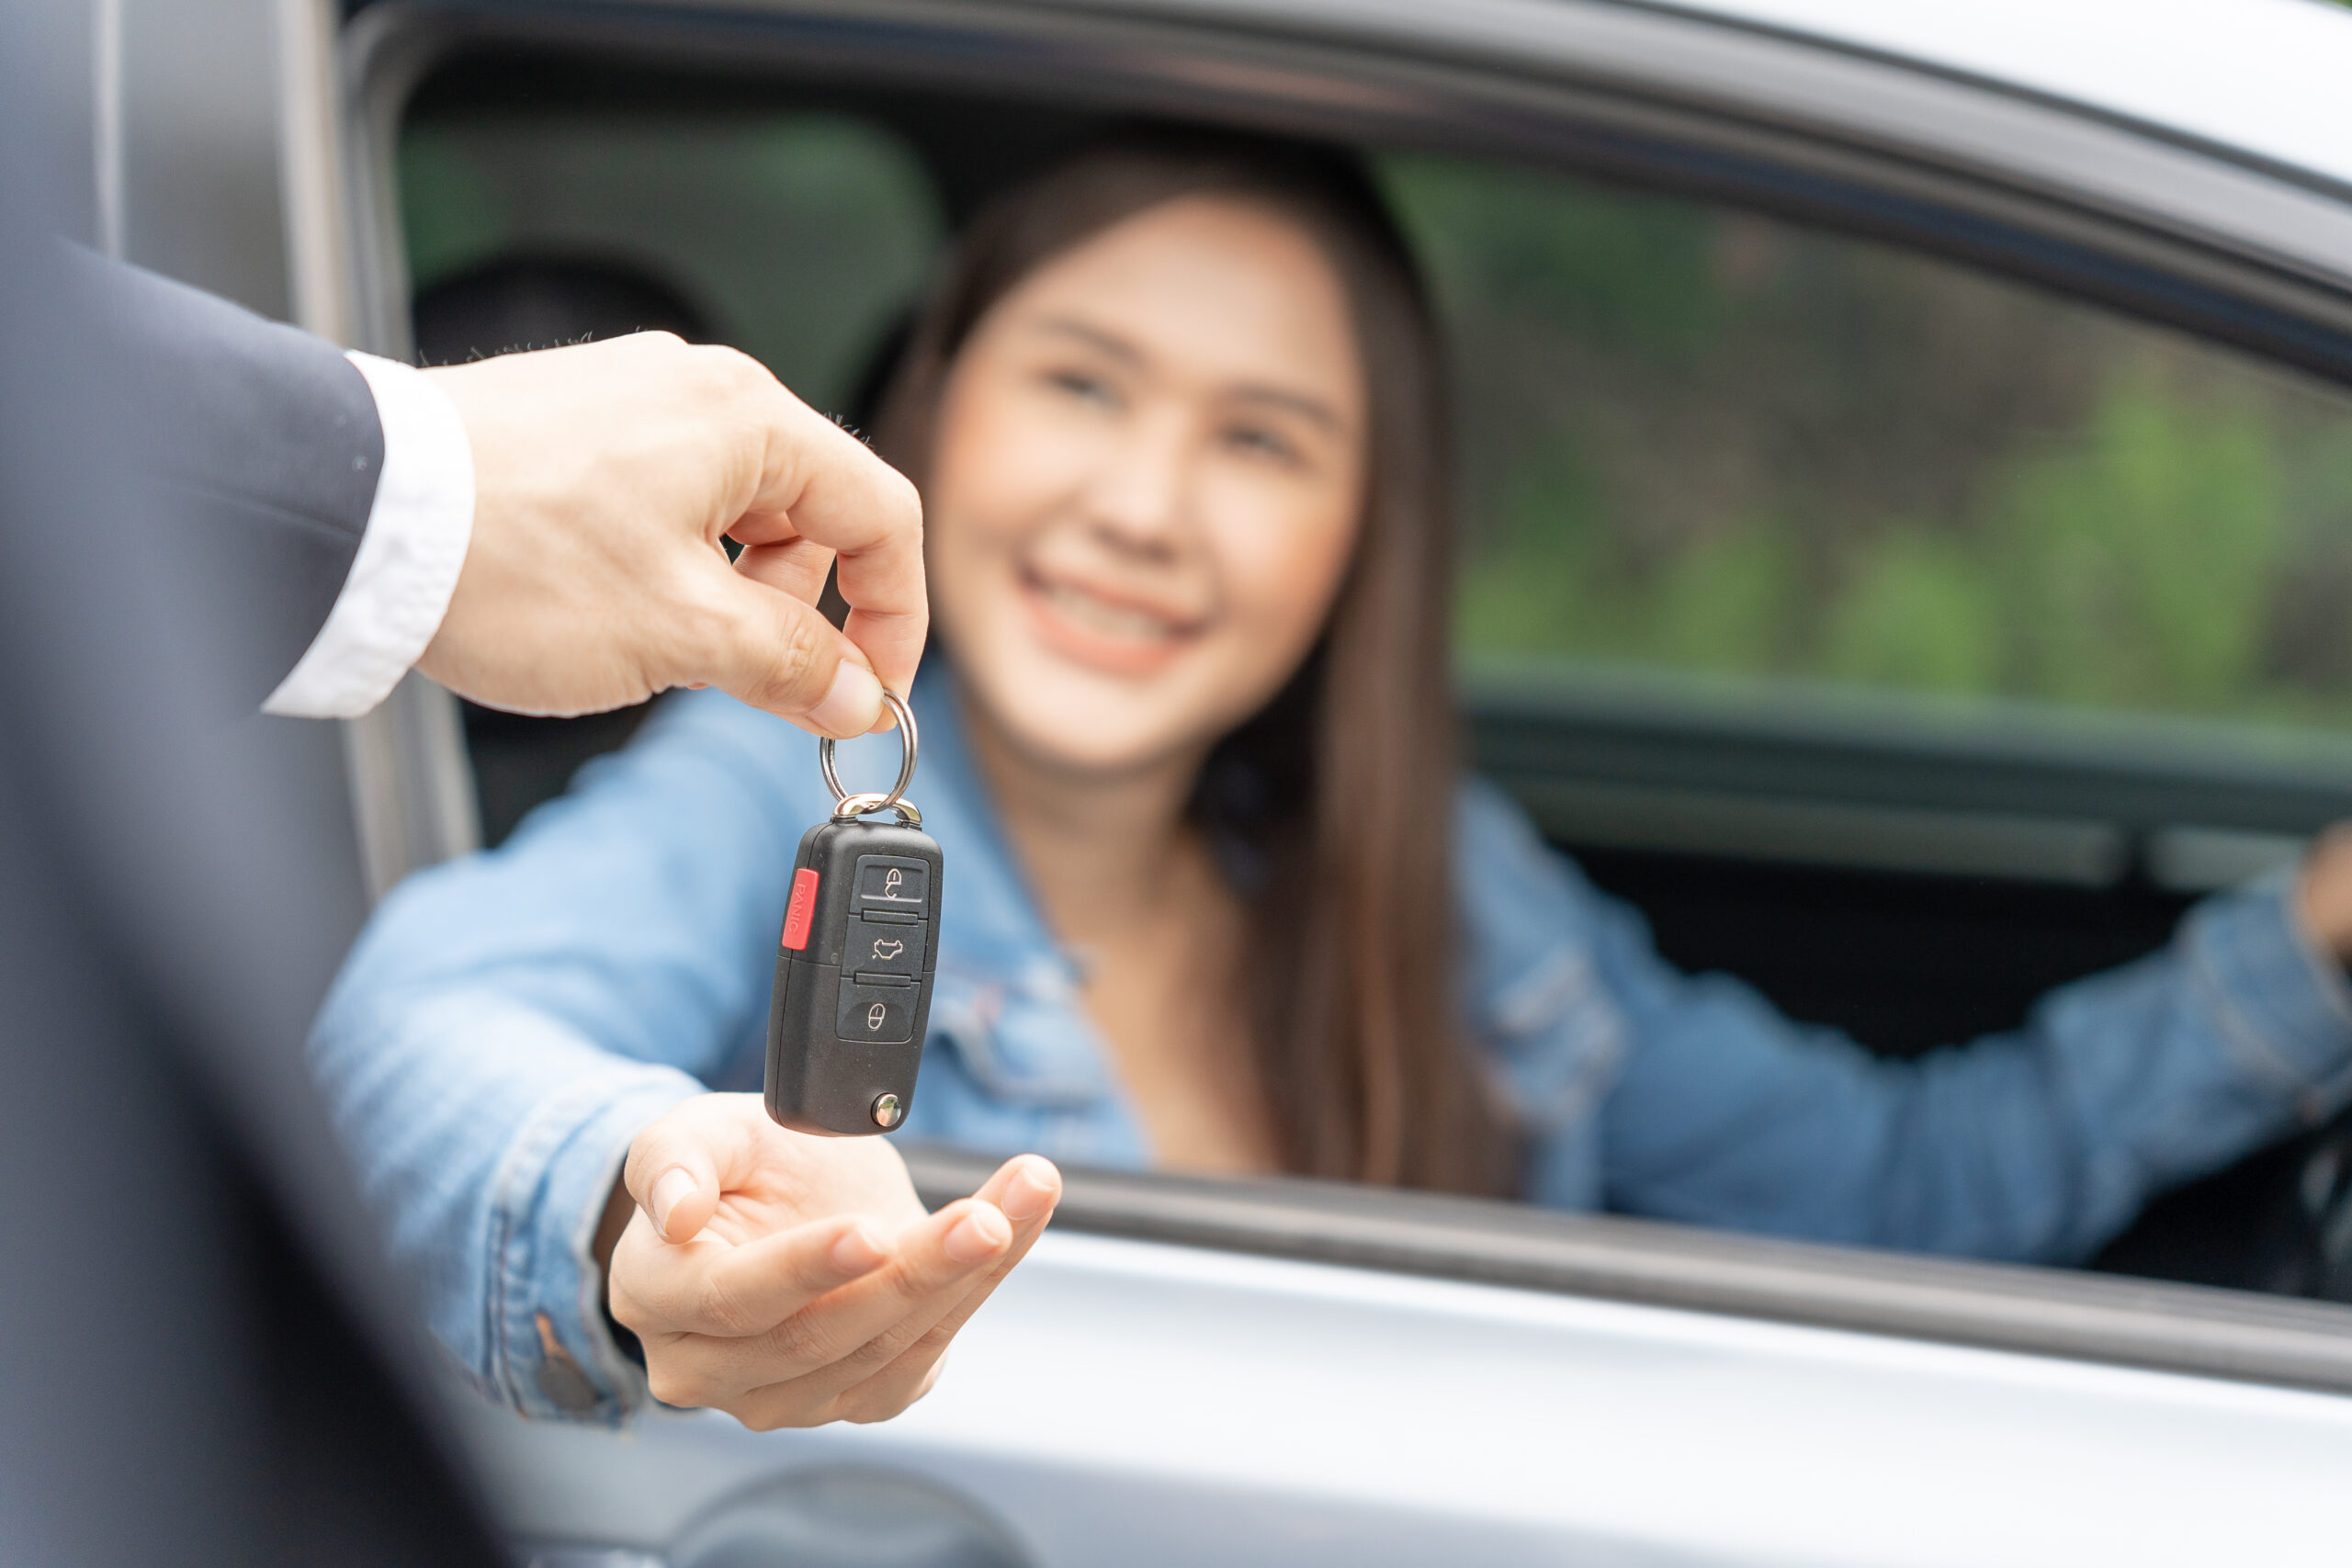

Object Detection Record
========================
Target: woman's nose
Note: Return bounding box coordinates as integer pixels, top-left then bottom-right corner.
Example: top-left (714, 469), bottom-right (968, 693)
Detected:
top-left (1080, 412), bottom-right (1193, 558)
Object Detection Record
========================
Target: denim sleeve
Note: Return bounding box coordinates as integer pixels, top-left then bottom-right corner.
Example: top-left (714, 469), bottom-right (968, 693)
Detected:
top-left (309, 692), bottom-right (826, 1423)
top-left (1459, 783), bottom-right (2352, 1262)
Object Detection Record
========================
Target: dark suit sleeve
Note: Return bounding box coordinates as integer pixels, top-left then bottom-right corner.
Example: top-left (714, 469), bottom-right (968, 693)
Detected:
top-left (0, 18), bottom-right (507, 1554)
top-left (62, 243), bottom-right (384, 707)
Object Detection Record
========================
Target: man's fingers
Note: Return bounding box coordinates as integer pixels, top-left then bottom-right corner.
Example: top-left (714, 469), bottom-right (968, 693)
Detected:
top-left (728, 539), bottom-right (907, 737)
top-left (616, 1213), bottom-right (888, 1343)
top-left (695, 570), bottom-right (888, 739)
top-left (413, 335), bottom-right (924, 719)
top-left (621, 1094), bottom-right (767, 1244)
top-left (738, 391), bottom-right (928, 700)
top-left (838, 604), bottom-right (930, 730)
top-left (731, 534), bottom-right (836, 608)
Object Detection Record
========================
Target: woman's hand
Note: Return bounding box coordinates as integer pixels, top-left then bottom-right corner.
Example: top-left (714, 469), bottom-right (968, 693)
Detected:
top-left (2300, 825), bottom-right (2352, 964)
top-left (605, 1093), bottom-right (1060, 1428)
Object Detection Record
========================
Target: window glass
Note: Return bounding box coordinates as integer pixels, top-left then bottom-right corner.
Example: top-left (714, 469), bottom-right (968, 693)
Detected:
top-left (1382, 153), bottom-right (2352, 747)
top-left (401, 111), bottom-right (942, 412)
top-left (386, 94), bottom-right (2352, 1294)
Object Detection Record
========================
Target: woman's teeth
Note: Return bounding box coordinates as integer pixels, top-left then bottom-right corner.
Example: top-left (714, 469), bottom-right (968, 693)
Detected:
top-left (1037, 580), bottom-right (1181, 643)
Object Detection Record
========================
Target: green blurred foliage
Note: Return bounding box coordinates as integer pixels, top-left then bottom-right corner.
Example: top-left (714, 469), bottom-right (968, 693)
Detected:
top-left (1821, 528), bottom-right (2000, 694)
top-left (398, 114), bottom-right (2352, 737)
top-left (1994, 386), bottom-right (2280, 710)
top-left (1393, 159), bottom-right (1732, 362)
top-left (1388, 152), bottom-right (2352, 735)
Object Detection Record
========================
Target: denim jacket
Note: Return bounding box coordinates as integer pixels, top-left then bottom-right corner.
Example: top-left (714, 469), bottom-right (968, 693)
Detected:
top-left (311, 672), bottom-right (2352, 1425)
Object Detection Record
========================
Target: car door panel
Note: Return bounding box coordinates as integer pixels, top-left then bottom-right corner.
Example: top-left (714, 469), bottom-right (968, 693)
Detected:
top-left (459, 1222), bottom-right (2352, 1567)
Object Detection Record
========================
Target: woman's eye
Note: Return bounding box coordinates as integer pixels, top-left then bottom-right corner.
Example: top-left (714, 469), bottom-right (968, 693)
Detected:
top-left (1046, 368), bottom-right (1120, 409)
top-left (1221, 423), bottom-right (1302, 465)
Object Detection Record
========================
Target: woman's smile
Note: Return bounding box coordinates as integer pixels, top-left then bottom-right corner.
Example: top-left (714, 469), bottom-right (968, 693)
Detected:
top-left (1018, 564), bottom-right (1206, 677)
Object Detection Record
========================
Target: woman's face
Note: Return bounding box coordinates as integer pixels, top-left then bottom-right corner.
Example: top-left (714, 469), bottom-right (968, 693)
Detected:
top-left (924, 196), bottom-right (1368, 778)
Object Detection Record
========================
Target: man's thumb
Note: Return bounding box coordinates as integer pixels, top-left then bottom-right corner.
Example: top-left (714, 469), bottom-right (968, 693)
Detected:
top-left (700, 574), bottom-right (885, 739)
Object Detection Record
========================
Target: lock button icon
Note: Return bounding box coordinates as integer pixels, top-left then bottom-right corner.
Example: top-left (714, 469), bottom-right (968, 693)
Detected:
top-left (835, 978), bottom-right (917, 1045)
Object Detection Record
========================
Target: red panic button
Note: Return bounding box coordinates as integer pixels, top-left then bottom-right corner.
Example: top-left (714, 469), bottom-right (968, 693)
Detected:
top-left (780, 868), bottom-right (820, 952)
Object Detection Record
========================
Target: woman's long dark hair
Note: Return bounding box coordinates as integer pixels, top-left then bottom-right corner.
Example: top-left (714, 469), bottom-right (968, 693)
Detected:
top-left (875, 130), bottom-right (1515, 1195)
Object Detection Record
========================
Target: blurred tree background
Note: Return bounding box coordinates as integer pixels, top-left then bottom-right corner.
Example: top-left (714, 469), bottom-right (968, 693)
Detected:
top-left (1385, 153), bottom-right (2352, 735)
top-left (401, 106), bottom-right (2352, 743)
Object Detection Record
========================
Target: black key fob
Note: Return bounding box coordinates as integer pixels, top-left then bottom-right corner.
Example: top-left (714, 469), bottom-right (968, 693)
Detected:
top-left (764, 693), bottom-right (940, 1136)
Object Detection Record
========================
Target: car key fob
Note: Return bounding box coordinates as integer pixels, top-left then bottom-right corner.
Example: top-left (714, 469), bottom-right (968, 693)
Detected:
top-left (764, 692), bottom-right (941, 1136)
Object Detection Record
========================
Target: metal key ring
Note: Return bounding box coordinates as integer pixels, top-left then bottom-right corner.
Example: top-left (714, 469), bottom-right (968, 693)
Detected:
top-left (819, 689), bottom-right (922, 825)
top-left (830, 790), bottom-right (922, 828)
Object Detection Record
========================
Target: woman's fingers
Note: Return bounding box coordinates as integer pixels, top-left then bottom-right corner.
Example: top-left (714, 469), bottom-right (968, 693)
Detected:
top-left (831, 1341), bottom-right (955, 1426)
top-left (620, 1094), bottom-right (767, 1244)
top-left (723, 1159), bottom-right (1062, 1423)
top-left (890, 1160), bottom-right (1059, 1355)
top-left (611, 1212), bottom-right (888, 1341)
top-left (816, 1158), bottom-right (1064, 1419)
top-left (900, 1156), bottom-right (1059, 1348)
top-left (620, 1148), bottom-right (1059, 1427)
top-left (974, 1154), bottom-right (1063, 1229)
top-left (682, 1198), bottom-right (1012, 1393)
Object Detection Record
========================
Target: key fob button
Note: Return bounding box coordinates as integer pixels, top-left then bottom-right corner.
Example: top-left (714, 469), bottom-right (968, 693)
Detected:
top-left (844, 914), bottom-right (925, 979)
top-left (853, 855), bottom-right (929, 914)
top-left (837, 979), bottom-right (918, 1045)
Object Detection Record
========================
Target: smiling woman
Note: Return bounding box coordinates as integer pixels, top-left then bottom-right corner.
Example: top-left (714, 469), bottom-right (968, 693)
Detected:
top-left (866, 136), bottom-right (1503, 1189)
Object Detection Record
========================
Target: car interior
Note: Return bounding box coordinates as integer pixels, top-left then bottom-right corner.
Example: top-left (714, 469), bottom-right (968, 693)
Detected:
top-left (391, 38), bottom-right (2352, 1307)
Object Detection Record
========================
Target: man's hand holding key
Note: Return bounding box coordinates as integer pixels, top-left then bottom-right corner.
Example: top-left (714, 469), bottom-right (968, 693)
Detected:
top-left (418, 331), bottom-right (928, 736)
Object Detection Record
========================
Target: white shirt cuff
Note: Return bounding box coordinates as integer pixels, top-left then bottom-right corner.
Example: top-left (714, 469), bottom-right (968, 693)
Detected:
top-left (262, 352), bottom-right (475, 719)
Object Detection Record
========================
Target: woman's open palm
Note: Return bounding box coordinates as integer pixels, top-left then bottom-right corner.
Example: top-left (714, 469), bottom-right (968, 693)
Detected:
top-left (608, 1093), bottom-right (1059, 1428)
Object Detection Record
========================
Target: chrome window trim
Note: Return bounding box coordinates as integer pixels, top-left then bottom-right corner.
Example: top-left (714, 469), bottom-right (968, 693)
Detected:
top-left (907, 1145), bottom-right (2352, 1396)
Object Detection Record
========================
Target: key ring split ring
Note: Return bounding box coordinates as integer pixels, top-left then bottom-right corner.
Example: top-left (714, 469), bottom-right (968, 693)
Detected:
top-left (819, 688), bottom-right (922, 826)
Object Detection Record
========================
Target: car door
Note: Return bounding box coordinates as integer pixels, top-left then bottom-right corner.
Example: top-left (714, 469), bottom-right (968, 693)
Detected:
top-left (270, 0), bottom-right (2352, 1562)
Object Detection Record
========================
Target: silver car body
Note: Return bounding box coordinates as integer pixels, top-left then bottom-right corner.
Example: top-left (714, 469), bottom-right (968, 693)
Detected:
top-left (466, 1224), bottom-right (2352, 1564)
